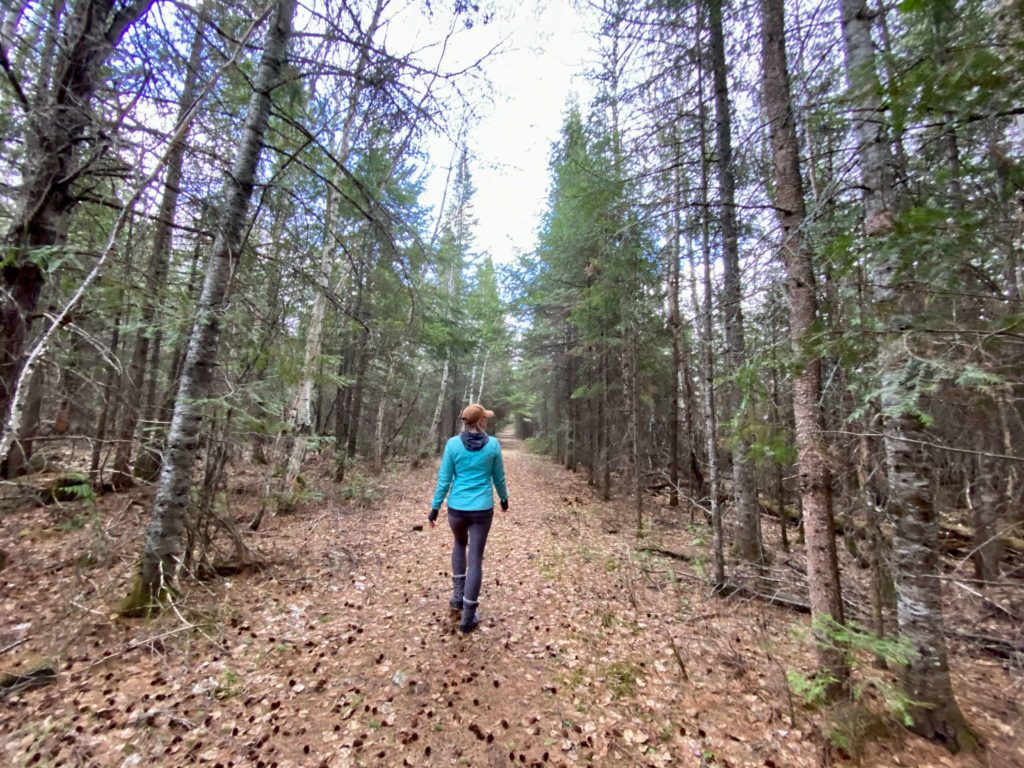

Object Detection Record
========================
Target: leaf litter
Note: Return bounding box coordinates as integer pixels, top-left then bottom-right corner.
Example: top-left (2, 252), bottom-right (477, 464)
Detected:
top-left (0, 436), bottom-right (1020, 766)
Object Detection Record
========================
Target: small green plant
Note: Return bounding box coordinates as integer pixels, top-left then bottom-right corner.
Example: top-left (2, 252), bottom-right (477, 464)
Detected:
top-left (562, 668), bottom-right (586, 689)
top-left (605, 660), bottom-right (639, 699)
top-left (692, 555), bottom-right (706, 579)
top-left (525, 434), bottom-right (557, 456)
top-left (786, 669), bottom-right (838, 708)
top-left (52, 473), bottom-right (97, 532)
top-left (537, 552), bottom-right (564, 580)
top-left (787, 617), bottom-right (928, 755)
top-left (50, 473), bottom-right (95, 505)
top-left (216, 669), bottom-right (243, 699)
top-left (339, 469), bottom-right (383, 507)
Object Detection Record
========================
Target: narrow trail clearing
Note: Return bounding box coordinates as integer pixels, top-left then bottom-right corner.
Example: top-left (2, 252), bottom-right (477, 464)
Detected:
top-left (0, 438), bottom-right (1019, 767)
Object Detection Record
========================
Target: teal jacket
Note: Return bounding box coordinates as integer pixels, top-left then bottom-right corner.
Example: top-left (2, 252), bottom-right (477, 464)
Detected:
top-left (431, 433), bottom-right (508, 513)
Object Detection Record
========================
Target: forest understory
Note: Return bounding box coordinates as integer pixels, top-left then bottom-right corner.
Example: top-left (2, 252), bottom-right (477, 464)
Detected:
top-left (0, 436), bottom-right (1020, 768)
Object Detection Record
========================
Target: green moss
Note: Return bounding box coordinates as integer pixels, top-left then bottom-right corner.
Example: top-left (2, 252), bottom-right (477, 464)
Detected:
top-left (118, 572), bottom-right (175, 618)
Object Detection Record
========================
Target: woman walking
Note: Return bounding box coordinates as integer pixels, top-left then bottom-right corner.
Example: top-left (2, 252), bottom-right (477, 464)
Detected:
top-left (429, 403), bottom-right (509, 634)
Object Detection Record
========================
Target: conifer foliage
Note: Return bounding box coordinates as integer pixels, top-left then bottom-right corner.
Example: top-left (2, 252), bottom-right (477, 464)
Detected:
top-left (513, 0), bottom-right (1023, 752)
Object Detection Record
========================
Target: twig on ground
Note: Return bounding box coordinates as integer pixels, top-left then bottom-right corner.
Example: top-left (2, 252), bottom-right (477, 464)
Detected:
top-left (638, 546), bottom-right (691, 562)
top-left (666, 632), bottom-right (690, 682)
top-left (0, 637), bottom-right (28, 656)
top-left (952, 579), bottom-right (1018, 621)
top-left (82, 624), bottom-right (199, 671)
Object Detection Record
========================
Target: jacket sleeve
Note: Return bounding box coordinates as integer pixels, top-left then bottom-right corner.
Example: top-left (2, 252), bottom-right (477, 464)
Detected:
top-left (492, 441), bottom-right (508, 502)
top-left (431, 442), bottom-right (455, 510)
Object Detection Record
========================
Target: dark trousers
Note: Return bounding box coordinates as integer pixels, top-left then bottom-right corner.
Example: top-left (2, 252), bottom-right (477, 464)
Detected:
top-left (448, 512), bottom-right (493, 604)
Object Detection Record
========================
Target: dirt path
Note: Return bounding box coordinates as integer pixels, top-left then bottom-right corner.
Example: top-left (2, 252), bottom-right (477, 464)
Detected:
top-left (1, 437), bottom-right (1017, 767)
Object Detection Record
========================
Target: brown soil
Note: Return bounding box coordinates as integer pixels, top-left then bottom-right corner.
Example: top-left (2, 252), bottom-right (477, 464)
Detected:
top-left (0, 436), bottom-right (1020, 767)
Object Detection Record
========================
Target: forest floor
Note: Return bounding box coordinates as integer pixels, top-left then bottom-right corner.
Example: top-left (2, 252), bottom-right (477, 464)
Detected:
top-left (0, 433), bottom-right (1021, 767)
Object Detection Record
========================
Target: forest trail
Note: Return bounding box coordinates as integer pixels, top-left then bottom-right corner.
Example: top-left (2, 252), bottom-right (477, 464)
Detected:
top-left (0, 438), bottom-right (1015, 767)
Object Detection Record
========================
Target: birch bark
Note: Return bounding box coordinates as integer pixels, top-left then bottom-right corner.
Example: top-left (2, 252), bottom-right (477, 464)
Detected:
top-left (475, 349), bottom-right (489, 403)
top-left (838, 0), bottom-right (974, 748)
top-left (693, 41), bottom-right (725, 586)
top-left (284, 0), bottom-right (383, 491)
top-left (426, 352), bottom-right (450, 454)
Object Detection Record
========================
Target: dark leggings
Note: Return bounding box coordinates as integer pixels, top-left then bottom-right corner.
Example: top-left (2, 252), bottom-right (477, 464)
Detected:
top-left (449, 512), bottom-right (493, 604)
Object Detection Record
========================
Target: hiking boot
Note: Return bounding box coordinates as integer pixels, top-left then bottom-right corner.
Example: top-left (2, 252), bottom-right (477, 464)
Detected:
top-left (450, 574), bottom-right (465, 612)
top-left (460, 599), bottom-right (481, 634)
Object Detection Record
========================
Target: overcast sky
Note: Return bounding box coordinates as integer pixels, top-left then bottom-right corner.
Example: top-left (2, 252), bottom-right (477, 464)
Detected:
top-left (416, 0), bottom-right (599, 266)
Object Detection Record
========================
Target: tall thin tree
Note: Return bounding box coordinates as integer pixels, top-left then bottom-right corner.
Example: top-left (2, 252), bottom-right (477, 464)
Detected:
top-left (761, 0), bottom-right (847, 693)
top-left (837, 0), bottom-right (974, 748)
top-left (125, 0), bottom-right (298, 612)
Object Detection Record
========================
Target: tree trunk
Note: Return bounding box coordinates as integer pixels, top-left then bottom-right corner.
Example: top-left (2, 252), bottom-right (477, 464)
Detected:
top-left (668, 149), bottom-right (683, 509)
top-left (1, 0), bottom-right (153, 471)
top-left (126, 0), bottom-right (297, 613)
top-left (969, 449), bottom-right (1002, 582)
top-left (623, 331), bottom-right (642, 533)
top-left (284, 200), bottom-right (334, 490)
top-left (134, 232), bottom-right (204, 481)
top-left (90, 309), bottom-right (123, 482)
top-left (111, 15), bottom-right (206, 489)
top-left (287, 0), bottom-right (384, 486)
top-left (600, 345), bottom-right (611, 500)
top-left (695, 18), bottom-right (725, 586)
top-left (427, 351), bottom-right (450, 454)
top-left (347, 330), bottom-right (372, 460)
top-left (708, 0), bottom-right (761, 563)
top-left (564, 333), bottom-right (575, 470)
top-left (839, 0), bottom-right (974, 749)
top-left (476, 348), bottom-right (489, 403)
top-left (373, 358), bottom-right (395, 474)
top-left (769, 364), bottom-right (790, 554)
top-left (761, 0), bottom-right (847, 693)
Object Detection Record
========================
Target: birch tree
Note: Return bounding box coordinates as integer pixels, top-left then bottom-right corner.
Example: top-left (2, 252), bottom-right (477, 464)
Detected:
top-left (282, 0), bottom-right (384, 496)
top-left (837, 0), bottom-right (974, 748)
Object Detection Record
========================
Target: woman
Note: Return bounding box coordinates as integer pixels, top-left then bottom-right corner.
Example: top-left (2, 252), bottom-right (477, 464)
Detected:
top-left (429, 403), bottom-right (510, 634)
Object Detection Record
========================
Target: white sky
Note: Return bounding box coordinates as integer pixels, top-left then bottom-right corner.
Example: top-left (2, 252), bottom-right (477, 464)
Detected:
top-left (419, 0), bottom-right (599, 265)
